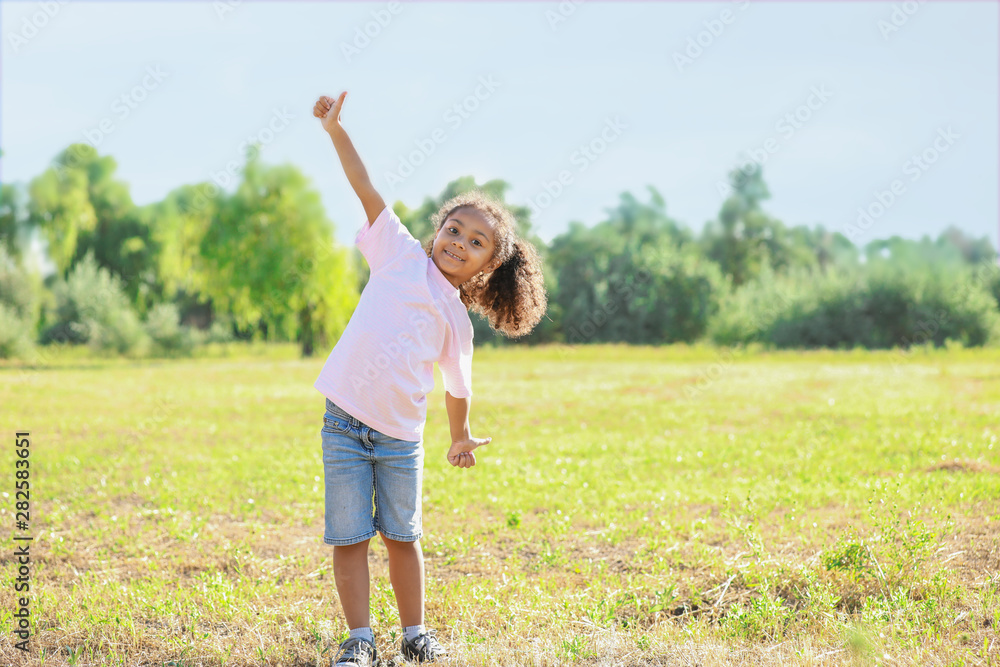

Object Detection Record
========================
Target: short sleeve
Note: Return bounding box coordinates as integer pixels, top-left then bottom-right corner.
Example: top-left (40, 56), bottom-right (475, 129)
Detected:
top-left (439, 316), bottom-right (473, 398)
top-left (355, 205), bottom-right (421, 274)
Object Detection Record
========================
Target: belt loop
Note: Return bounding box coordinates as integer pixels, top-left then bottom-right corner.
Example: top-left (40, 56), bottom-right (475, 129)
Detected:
top-left (328, 398), bottom-right (360, 429)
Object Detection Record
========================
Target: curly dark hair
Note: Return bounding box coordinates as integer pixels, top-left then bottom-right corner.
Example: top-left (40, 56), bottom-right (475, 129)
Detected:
top-left (421, 190), bottom-right (547, 338)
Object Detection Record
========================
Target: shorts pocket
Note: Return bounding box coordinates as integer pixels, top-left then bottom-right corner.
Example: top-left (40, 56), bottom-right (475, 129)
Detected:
top-left (322, 413), bottom-right (352, 434)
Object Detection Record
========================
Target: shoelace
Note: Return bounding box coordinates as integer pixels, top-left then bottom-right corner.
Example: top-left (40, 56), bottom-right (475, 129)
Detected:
top-left (412, 630), bottom-right (441, 653)
top-left (336, 638), bottom-right (374, 664)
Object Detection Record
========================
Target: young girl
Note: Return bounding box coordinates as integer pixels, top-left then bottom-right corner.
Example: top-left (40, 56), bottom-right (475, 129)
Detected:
top-left (310, 90), bottom-right (547, 666)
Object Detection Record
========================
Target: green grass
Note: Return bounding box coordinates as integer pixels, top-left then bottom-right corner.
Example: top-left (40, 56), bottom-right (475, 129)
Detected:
top-left (1, 342), bottom-right (998, 665)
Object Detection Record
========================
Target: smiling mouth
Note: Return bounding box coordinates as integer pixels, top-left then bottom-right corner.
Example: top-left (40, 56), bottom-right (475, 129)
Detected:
top-left (444, 249), bottom-right (465, 262)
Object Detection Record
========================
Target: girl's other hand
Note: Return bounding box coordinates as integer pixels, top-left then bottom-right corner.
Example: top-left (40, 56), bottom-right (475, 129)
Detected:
top-left (447, 436), bottom-right (491, 469)
top-left (313, 91), bottom-right (347, 133)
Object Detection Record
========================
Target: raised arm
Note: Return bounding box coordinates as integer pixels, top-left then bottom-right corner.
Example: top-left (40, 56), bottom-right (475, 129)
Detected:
top-left (314, 92), bottom-right (386, 225)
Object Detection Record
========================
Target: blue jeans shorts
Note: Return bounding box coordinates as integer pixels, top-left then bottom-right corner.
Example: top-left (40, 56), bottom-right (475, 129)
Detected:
top-left (320, 397), bottom-right (424, 546)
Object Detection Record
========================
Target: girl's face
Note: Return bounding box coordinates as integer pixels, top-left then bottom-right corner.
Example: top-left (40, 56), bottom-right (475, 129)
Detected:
top-left (432, 207), bottom-right (498, 288)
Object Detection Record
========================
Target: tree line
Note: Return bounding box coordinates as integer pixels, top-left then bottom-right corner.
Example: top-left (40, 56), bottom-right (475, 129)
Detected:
top-left (1, 142), bottom-right (998, 360)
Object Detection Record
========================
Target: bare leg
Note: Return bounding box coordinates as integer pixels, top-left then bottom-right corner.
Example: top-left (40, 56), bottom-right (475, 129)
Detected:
top-left (333, 539), bottom-right (372, 629)
top-left (380, 534), bottom-right (424, 628)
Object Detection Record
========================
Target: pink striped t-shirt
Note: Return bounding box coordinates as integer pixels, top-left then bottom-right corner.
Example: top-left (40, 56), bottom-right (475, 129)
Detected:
top-left (313, 204), bottom-right (474, 442)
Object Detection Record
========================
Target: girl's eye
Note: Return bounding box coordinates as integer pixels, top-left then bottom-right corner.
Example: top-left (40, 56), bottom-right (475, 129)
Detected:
top-left (449, 227), bottom-right (482, 247)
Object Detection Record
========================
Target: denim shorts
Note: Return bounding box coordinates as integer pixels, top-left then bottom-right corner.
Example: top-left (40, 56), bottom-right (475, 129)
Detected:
top-left (320, 397), bottom-right (424, 546)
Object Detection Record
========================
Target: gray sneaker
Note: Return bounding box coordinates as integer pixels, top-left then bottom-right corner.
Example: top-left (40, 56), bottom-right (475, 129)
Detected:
top-left (400, 629), bottom-right (447, 662)
top-left (333, 637), bottom-right (379, 667)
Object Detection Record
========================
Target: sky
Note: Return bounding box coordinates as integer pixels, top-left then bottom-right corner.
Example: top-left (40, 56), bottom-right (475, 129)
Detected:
top-left (1, 0), bottom-right (997, 277)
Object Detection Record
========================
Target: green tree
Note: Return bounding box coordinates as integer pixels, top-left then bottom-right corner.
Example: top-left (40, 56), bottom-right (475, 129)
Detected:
top-left (0, 156), bottom-right (33, 264)
top-left (786, 224), bottom-right (859, 273)
top-left (25, 145), bottom-right (98, 277)
top-left (936, 225), bottom-right (997, 265)
top-left (863, 227), bottom-right (998, 267)
top-left (702, 164), bottom-right (831, 286)
top-left (138, 183), bottom-right (221, 329)
top-left (550, 186), bottom-right (722, 344)
top-left (26, 144), bottom-right (158, 315)
top-left (198, 146), bottom-right (358, 356)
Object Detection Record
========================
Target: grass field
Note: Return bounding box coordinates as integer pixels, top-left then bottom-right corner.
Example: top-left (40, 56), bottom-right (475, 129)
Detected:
top-left (1, 342), bottom-right (998, 666)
